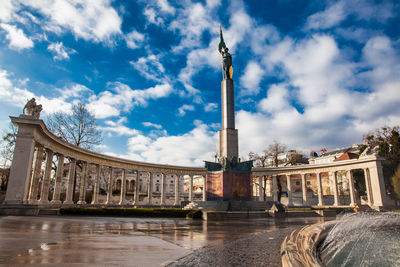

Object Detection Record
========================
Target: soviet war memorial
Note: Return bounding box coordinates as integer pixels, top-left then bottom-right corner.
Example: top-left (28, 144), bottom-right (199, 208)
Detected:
top-left (0, 1), bottom-right (400, 267)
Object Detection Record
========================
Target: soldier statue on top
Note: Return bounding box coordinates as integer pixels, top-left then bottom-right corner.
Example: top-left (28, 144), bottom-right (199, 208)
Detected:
top-left (218, 24), bottom-right (233, 80)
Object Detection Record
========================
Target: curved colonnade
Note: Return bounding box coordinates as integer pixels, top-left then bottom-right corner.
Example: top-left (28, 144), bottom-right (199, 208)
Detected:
top-left (4, 115), bottom-right (392, 210)
top-left (5, 116), bottom-right (206, 207)
top-left (252, 156), bottom-right (390, 209)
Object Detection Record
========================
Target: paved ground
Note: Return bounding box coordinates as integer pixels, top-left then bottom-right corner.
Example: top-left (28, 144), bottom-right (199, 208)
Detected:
top-left (0, 215), bottom-right (332, 266)
top-left (168, 226), bottom-right (299, 267)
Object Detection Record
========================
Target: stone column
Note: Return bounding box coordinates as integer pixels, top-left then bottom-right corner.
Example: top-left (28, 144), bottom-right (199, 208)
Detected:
top-left (258, 176), bottom-right (264, 201)
top-left (133, 171), bottom-right (140, 205)
top-left (368, 162), bottom-right (389, 207)
top-left (331, 171), bottom-right (339, 206)
top-left (28, 145), bottom-right (44, 203)
top-left (347, 170), bottom-right (357, 206)
top-left (160, 173), bottom-right (166, 205)
top-left (148, 172), bottom-right (153, 205)
top-left (4, 132), bottom-right (36, 205)
top-left (105, 167), bottom-right (113, 205)
top-left (91, 164), bottom-right (100, 205)
top-left (301, 173), bottom-right (307, 205)
top-left (272, 174), bottom-right (278, 202)
top-left (51, 154), bottom-right (64, 204)
top-left (363, 168), bottom-right (373, 206)
top-left (64, 158), bottom-right (76, 204)
top-left (202, 175), bottom-right (206, 201)
top-left (189, 175), bottom-right (194, 202)
top-left (39, 149), bottom-right (54, 205)
top-left (286, 174), bottom-right (292, 206)
top-left (77, 162), bottom-right (89, 204)
top-left (174, 175), bottom-right (180, 206)
top-left (316, 172), bottom-right (323, 206)
top-left (119, 169), bottom-right (127, 205)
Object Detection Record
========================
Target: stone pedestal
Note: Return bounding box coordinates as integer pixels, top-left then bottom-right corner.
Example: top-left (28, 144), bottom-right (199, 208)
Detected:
top-left (206, 171), bottom-right (251, 200)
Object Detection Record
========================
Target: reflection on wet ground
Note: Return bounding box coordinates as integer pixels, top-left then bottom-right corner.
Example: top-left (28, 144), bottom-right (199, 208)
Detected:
top-left (0, 215), bottom-right (332, 266)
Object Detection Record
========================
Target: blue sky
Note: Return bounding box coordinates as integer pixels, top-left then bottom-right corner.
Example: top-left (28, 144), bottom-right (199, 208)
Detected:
top-left (0, 0), bottom-right (399, 166)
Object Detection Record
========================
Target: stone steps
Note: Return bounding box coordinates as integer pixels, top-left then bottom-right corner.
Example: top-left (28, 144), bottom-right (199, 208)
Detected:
top-left (38, 209), bottom-right (59, 216)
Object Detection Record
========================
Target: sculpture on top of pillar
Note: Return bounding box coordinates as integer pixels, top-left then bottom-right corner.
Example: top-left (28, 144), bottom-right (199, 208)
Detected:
top-left (23, 98), bottom-right (42, 119)
top-left (218, 24), bottom-right (233, 80)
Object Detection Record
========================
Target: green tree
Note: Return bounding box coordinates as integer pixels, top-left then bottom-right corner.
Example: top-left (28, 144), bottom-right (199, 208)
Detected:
top-left (363, 126), bottom-right (400, 202)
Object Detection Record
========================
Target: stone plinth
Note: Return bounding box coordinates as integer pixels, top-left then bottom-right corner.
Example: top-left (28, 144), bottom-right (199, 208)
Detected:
top-left (206, 171), bottom-right (251, 200)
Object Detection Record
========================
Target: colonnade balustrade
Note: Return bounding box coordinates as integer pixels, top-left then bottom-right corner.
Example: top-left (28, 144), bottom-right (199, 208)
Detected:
top-left (4, 115), bottom-right (392, 211)
top-left (251, 156), bottom-right (391, 209)
top-left (4, 116), bottom-right (207, 207)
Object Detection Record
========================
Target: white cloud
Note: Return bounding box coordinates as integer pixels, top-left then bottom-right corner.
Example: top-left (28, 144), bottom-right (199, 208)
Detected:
top-left (86, 82), bottom-right (173, 119)
top-left (125, 122), bottom-right (218, 166)
top-left (0, 0), bottom-right (19, 23)
top-left (130, 54), bottom-right (166, 82)
top-left (204, 103), bottom-right (218, 112)
top-left (22, 0), bottom-right (122, 43)
top-left (0, 68), bottom-right (75, 115)
top-left (305, 1), bottom-right (346, 30)
top-left (0, 23), bottom-right (33, 50)
top-left (142, 122), bottom-right (162, 129)
top-left (258, 84), bottom-right (290, 113)
top-left (144, 8), bottom-right (164, 26)
top-left (305, 0), bottom-right (394, 30)
top-left (178, 104), bottom-right (195, 116)
top-left (102, 118), bottom-right (140, 136)
top-left (47, 42), bottom-right (76, 60)
top-left (240, 61), bottom-right (265, 96)
top-left (125, 30), bottom-right (145, 49)
top-left (157, 0), bottom-right (175, 15)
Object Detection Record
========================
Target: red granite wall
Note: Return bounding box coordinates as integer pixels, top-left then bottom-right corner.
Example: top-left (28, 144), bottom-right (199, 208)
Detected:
top-left (206, 171), bottom-right (251, 200)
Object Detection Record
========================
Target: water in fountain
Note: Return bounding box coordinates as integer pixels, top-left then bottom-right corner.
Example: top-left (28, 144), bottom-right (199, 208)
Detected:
top-left (319, 212), bottom-right (400, 266)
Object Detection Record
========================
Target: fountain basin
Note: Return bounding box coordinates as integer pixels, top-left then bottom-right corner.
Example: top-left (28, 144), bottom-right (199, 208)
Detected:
top-left (282, 213), bottom-right (400, 267)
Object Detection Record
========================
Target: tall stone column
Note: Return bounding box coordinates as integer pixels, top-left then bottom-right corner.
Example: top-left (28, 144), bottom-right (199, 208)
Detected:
top-left (174, 175), bottom-right (180, 206)
top-left (301, 173), bottom-right (307, 205)
top-left (4, 130), bottom-right (36, 205)
top-left (105, 167), bottom-right (113, 205)
top-left (286, 174), bottom-right (292, 206)
top-left (347, 170), bottom-right (357, 206)
top-left (188, 175), bottom-right (193, 202)
top-left (202, 175), bottom-right (206, 201)
top-left (119, 169), bottom-right (127, 205)
top-left (148, 172), bottom-right (153, 205)
top-left (51, 154), bottom-right (64, 204)
top-left (331, 171), bottom-right (339, 206)
top-left (272, 174), bottom-right (278, 202)
top-left (91, 164), bottom-right (100, 205)
top-left (160, 173), bottom-right (166, 205)
top-left (363, 168), bottom-right (373, 206)
top-left (39, 149), bottom-right (54, 205)
top-left (64, 158), bottom-right (76, 204)
top-left (28, 145), bottom-right (44, 203)
top-left (133, 171), bottom-right (140, 205)
top-left (258, 176), bottom-right (263, 201)
top-left (368, 162), bottom-right (388, 207)
top-left (316, 172), bottom-right (323, 206)
top-left (77, 162), bottom-right (89, 204)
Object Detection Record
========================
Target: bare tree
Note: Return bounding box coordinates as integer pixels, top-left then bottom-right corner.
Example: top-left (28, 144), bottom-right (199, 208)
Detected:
top-left (47, 104), bottom-right (102, 201)
top-left (47, 103), bottom-right (102, 150)
top-left (0, 123), bottom-right (18, 168)
top-left (267, 141), bottom-right (287, 167)
top-left (285, 150), bottom-right (308, 166)
top-left (249, 141), bottom-right (287, 200)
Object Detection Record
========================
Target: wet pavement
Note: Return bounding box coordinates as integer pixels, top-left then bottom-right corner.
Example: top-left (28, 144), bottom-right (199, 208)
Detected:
top-left (0, 215), bottom-right (334, 266)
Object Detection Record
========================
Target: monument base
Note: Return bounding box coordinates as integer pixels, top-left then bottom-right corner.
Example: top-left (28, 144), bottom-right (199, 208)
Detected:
top-left (206, 170), bottom-right (251, 200)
